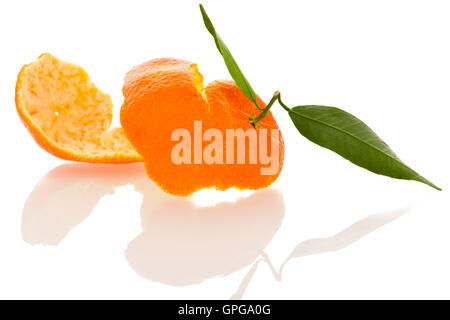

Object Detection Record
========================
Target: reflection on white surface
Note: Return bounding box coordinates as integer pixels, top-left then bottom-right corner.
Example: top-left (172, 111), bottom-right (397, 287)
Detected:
top-left (231, 207), bottom-right (408, 299)
top-left (21, 163), bottom-right (409, 299)
top-left (22, 164), bottom-right (285, 287)
top-left (126, 187), bottom-right (284, 286)
top-left (21, 163), bottom-right (152, 245)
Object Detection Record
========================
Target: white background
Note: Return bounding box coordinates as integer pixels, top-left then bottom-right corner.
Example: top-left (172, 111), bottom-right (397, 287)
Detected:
top-left (1, 0), bottom-right (449, 299)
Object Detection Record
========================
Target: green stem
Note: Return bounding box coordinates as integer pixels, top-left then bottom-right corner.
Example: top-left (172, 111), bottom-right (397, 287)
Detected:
top-left (255, 101), bottom-right (265, 111)
top-left (277, 93), bottom-right (292, 112)
top-left (250, 91), bottom-right (280, 127)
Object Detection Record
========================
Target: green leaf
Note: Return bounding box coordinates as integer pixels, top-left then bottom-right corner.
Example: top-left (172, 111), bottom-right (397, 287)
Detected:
top-left (199, 4), bottom-right (260, 109)
top-left (288, 105), bottom-right (440, 190)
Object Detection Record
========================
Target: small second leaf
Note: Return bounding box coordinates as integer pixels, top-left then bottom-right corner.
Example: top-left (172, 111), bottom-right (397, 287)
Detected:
top-left (199, 4), bottom-right (260, 109)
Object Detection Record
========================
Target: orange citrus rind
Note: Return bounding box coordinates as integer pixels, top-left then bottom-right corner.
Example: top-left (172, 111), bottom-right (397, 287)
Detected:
top-left (120, 58), bottom-right (284, 196)
top-left (15, 53), bottom-right (142, 163)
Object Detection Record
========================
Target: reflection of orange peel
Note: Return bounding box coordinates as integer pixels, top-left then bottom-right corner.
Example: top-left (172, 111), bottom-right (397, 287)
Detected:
top-left (15, 53), bottom-right (142, 163)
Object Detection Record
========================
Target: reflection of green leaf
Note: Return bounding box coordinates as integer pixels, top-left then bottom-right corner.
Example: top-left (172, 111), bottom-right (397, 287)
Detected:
top-left (288, 105), bottom-right (440, 190)
top-left (199, 4), bottom-right (260, 108)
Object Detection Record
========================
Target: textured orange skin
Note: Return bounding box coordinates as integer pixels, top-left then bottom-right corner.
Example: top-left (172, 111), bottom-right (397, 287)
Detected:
top-left (15, 54), bottom-right (142, 163)
top-left (121, 58), bottom-right (284, 196)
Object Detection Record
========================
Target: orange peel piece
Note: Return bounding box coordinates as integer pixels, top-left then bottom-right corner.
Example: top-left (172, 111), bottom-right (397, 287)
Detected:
top-left (15, 53), bottom-right (142, 163)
